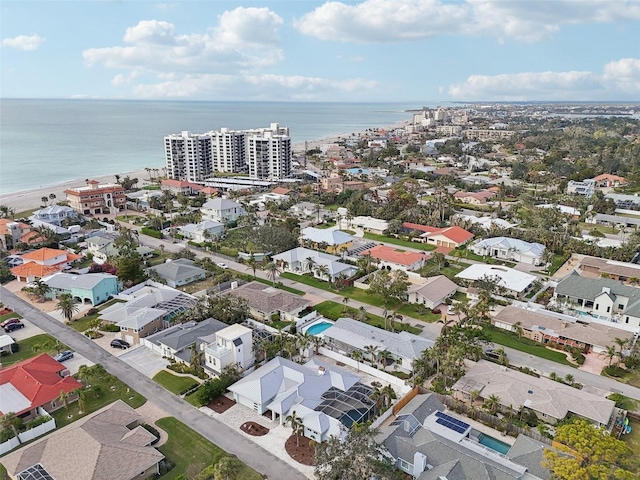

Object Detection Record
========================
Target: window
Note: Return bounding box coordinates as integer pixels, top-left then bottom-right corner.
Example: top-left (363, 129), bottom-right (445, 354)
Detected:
top-left (595, 304), bottom-right (599, 311)
top-left (398, 459), bottom-right (412, 472)
top-left (607, 306), bottom-right (611, 313)
top-left (618, 304), bottom-right (624, 310)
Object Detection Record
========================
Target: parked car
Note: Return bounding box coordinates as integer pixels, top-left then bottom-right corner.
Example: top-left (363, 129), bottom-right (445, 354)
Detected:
top-left (0, 317), bottom-right (21, 328)
top-left (217, 263), bottom-right (228, 269)
top-left (110, 339), bottom-right (131, 349)
top-left (4, 322), bottom-right (25, 333)
top-left (53, 350), bottom-right (74, 362)
top-left (446, 305), bottom-right (457, 315)
top-left (485, 348), bottom-right (507, 361)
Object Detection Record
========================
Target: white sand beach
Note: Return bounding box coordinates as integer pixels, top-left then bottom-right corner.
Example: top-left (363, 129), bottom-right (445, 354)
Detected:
top-left (1, 119), bottom-right (411, 214)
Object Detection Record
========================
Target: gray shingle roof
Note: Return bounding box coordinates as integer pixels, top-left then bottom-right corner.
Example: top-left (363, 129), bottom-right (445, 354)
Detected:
top-left (157, 318), bottom-right (227, 351)
top-left (147, 258), bottom-right (206, 284)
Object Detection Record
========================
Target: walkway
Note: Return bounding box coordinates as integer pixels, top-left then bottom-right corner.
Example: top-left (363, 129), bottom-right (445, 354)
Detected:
top-left (0, 287), bottom-right (306, 480)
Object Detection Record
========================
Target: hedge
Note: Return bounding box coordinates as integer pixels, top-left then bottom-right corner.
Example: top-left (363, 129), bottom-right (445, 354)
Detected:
top-left (141, 227), bottom-right (163, 239)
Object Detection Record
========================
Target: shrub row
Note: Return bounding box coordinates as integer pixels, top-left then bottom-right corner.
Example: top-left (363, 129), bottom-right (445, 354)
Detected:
top-left (141, 227), bottom-right (163, 239)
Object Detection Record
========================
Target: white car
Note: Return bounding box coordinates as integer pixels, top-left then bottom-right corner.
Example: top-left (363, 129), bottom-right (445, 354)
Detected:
top-left (446, 305), bottom-right (456, 315)
top-left (217, 263), bottom-right (228, 269)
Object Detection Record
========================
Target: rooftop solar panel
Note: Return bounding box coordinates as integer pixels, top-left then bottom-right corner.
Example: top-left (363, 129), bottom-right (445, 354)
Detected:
top-left (434, 411), bottom-right (470, 434)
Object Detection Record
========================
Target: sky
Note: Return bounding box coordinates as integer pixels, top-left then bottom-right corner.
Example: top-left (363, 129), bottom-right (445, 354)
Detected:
top-left (1, 0), bottom-right (640, 102)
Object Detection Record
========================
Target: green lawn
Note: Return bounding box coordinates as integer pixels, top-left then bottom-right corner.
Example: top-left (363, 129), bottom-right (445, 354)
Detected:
top-left (1, 334), bottom-right (68, 366)
top-left (485, 327), bottom-right (573, 366)
top-left (253, 277), bottom-right (305, 295)
top-left (184, 386), bottom-right (204, 407)
top-left (396, 303), bottom-right (442, 323)
top-left (314, 300), bottom-right (421, 335)
top-left (281, 271), bottom-right (331, 290)
top-left (0, 311), bottom-right (22, 321)
top-left (51, 366), bottom-right (146, 429)
top-left (622, 418), bottom-right (640, 455)
top-left (363, 233), bottom-right (436, 251)
top-left (156, 417), bottom-right (262, 480)
top-left (153, 370), bottom-right (199, 396)
top-left (69, 298), bottom-right (124, 332)
top-left (420, 259), bottom-right (468, 280)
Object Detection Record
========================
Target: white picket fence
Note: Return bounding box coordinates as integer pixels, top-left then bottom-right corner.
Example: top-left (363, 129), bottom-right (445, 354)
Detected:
top-left (0, 417), bottom-right (56, 455)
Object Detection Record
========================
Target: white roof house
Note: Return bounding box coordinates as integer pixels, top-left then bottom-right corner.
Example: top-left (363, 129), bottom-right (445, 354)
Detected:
top-left (350, 216), bottom-right (389, 234)
top-left (178, 220), bottom-right (225, 242)
top-left (470, 237), bottom-right (546, 265)
top-left (536, 204), bottom-right (581, 217)
top-left (200, 198), bottom-right (245, 223)
top-left (301, 227), bottom-right (354, 247)
top-left (455, 214), bottom-right (517, 230)
top-left (228, 357), bottom-right (375, 442)
top-left (455, 264), bottom-right (537, 296)
top-left (322, 318), bottom-right (434, 370)
top-left (30, 204), bottom-right (77, 226)
top-left (272, 247), bottom-right (357, 281)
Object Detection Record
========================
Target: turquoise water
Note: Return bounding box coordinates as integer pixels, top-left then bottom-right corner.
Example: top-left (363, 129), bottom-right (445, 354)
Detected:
top-left (478, 433), bottom-right (511, 455)
top-left (306, 322), bottom-right (333, 336)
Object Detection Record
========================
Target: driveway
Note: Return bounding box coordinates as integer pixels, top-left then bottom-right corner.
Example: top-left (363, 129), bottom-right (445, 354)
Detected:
top-left (119, 346), bottom-right (169, 378)
top-left (58, 351), bottom-right (94, 375)
top-left (4, 318), bottom-right (45, 341)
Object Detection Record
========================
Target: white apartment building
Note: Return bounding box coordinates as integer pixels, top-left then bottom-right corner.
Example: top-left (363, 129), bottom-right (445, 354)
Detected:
top-left (164, 131), bottom-right (213, 183)
top-left (247, 123), bottom-right (292, 180)
top-left (208, 128), bottom-right (247, 174)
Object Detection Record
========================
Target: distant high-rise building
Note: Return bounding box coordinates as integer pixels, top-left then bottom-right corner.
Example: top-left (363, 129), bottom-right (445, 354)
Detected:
top-left (164, 131), bottom-right (212, 183)
top-left (165, 124), bottom-right (291, 182)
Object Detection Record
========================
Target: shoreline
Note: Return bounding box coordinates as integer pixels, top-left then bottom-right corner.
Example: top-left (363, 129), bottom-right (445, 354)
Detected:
top-left (0, 119), bottom-right (411, 214)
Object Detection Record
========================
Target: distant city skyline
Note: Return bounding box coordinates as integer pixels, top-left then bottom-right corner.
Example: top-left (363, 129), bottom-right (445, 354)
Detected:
top-left (1, 0), bottom-right (639, 102)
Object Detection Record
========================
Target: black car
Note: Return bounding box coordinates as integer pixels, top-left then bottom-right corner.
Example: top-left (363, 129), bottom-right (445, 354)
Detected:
top-left (110, 339), bottom-right (131, 349)
top-left (4, 322), bottom-right (24, 333)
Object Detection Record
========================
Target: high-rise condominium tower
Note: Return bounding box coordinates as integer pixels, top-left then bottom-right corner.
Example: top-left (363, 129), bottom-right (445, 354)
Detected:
top-left (164, 131), bottom-right (212, 183)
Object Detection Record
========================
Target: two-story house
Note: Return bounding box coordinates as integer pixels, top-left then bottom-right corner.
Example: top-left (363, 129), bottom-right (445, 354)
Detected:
top-left (200, 198), bottom-right (245, 223)
top-left (204, 324), bottom-right (254, 376)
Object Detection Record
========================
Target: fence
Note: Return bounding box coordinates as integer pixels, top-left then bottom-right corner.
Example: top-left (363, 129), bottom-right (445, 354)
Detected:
top-left (0, 416), bottom-right (56, 456)
top-left (318, 347), bottom-right (411, 393)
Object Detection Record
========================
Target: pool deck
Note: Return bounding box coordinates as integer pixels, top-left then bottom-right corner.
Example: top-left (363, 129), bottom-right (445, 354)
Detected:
top-left (446, 407), bottom-right (516, 446)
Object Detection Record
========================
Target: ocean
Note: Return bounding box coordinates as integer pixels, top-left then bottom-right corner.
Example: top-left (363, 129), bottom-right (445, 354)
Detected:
top-left (0, 99), bottom-right (443, 194)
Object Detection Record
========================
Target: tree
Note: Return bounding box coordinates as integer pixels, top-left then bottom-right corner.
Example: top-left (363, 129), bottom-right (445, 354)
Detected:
top-left (286, 410), bottom-right (305, 447)
top-left (213, 456), bottom-right (241, 480)
top-left (378, 349), bottom-right (392, 372)
top-left (364, 344), bottom-right (380, 364)
top-left (482, 394), bottom-right (501, 415)
top-left (342, 296), bottom-right (350, 313)
top-left (311, 335), bottom-right (324, 355)
top-left (351, 350), bottom-right (363, 371)
top-left (543, 418), bottom-right (636, 480)
top-left (314, 423), bottom-right (398, 480)
top-left (368, 269), bottom-right (410, 306)
top-left (25, 278), bottom-right (51, 302)
top-left (264, 261), bottom-right (281, 286)
top-left (56, 293), bottom-right (79, 323)
top-left (245, 254), bottom-right (259, 279)
top-left (0, 412), bottom-right (23, 443)
top-left (58, 390), bottom-right (70, 411)
top-left (613, 337), bottom-right (629, 366)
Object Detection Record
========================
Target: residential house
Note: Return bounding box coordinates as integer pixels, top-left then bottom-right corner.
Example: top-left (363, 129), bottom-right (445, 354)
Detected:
top-left (85, 232), bottom-right (153, 265)
top-left (322, 317), bottom-right (433, 370)
top-left (223, 281), bottom-right (310, 321)
top-left (64, 180), bottom-right (126, 215)
top-left (605, 193), bottom-right (640, 209)
top-left (554, 272), bottom-right (640, 328)
top-left (535, 204), bottom-right (581, 220)
top-left (455, 264), bottom-right (537, 298)
top-left (142, 318), bottom-right (227, 363)
top-left (1, 400), bottom-right (165, 480)
top-left (567, 179), bottom-right (595, 196)
top-left (0, 354), bottom-right (82, 421)
top-left (228, 357), bottom-right (376, 442)
top-left (203, 324), bottom-right (254, 376)
top-left (453, 190), bottom-right (496, 205)
top-left (100, 282), bottom-right (197, 344)
top-left (272, 247), bottom-right (357, 283)
top-left (454, 214), bottom-right (518, 230)
top-left (178, 220), bottom-right (225, 243)
top-left (470, 237), bottom-right (546, 265)
top-left (289, 202), bottom-right (330, 222)
top-left (147, 258), bottom-right (206, 288)
top-left (592, 173), bottom-right (627, 188)
top-left (200, 198), bottom-right (245, 223)
top-left (350, 215), bottom-right (389, 234)
top-left (125, 189), bottom-right (164, 211)
top-left (452, 360), bottom-right (615, 427)
top-left (10, 247), bottom-right (81, 283)
top-left (43, 272), bottom-right (121, 305)
top-left (493, 305), bottom-right (635, 355)
top-left (379, 393), bottom-right (550, 480)
top-left (360, 244), bottom-right (429, 272)
top-left (161, 178), bottom-right (202, 195)
top-left (407, 275), bottom-right (459, 309)
top-left (300, 227), bottom-right (354, 254)
top-left (0, 219), bottom-right (44, 250)
top-left (576, 255), bottom-right (640, 282)
top-left (30, 204), bottom-right (77, 227)
top-left (587, 213), bottom-right (640, 230)
top-left (402, 222), bottom-right (474, 249)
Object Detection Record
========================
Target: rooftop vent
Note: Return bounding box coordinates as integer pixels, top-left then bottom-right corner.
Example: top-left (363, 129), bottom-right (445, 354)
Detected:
top-left (318, 366), bottom-right (326, 376)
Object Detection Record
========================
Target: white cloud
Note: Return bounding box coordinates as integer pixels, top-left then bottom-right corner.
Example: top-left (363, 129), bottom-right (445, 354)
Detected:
top-left (130, 73), bottom-right (379, 101)
top-left (1, 34), bottom-right (44, 51)
top-left (83, 7), bottom-right (284, 73)
top-left (294, 0), bottom-right (640, 43)
top-left (448, 58), bottom-right (640, 100)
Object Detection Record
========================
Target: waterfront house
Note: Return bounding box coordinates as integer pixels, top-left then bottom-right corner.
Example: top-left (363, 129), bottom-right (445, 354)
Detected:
top-left (470, 237), bottom-right (546, 265)
top-left (64, 180), bottom-right (126, 215)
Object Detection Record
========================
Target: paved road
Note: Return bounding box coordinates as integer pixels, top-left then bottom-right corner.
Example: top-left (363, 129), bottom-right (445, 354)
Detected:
top-left (0, 287), bottom-right (306, 480)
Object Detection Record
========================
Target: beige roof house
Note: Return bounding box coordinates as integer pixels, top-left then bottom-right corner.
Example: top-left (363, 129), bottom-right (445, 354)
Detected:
top-left (407, 275), bottom-right (459, 309)
top-left (1, 400), bottom-right (164, 480)
top-left (225, 281), bottom-right (311, 321)
top-left (453, 360), bottom-right (615, 427)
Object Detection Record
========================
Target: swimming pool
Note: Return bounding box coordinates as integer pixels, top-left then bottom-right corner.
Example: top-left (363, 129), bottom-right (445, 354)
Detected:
top-left (477, 433), bottom-right (511, 455)
top-left (306, 322), bottom-right (334, 336)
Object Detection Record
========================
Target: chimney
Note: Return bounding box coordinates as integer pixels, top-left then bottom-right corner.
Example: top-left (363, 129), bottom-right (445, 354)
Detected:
top-left (317, 366), bottom-right (326, 376)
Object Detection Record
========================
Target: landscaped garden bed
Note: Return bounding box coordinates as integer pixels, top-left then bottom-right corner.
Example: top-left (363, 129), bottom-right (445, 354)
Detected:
top-left (285, 434), bottom-right (316, 466)
top-left (240, 421), bottom-right (269, 436)
top-left (207, 395), bottom-right (236, 414)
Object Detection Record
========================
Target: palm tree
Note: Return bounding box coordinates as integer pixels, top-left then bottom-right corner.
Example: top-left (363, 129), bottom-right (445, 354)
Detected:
top-left (297, 332), bottom-right (312, 359)
top-left (58, 390), bottom-right (70, 412)
top-left (56, 293), bottom-right (79, 323)
top-left (364, 344), bottom-right (380, 364)
top-left (190, 344), bottom-right (204, 376)
top-left (213, 456), bottom-right (241, 480)
top-left (264, 261), bottom-right (281, 286)
top-left (483, 394), bottom-right (501, 415)
top-left (351, 350), bottom-right (363, 372)
top-left (378, 349), bottom-right (392, 372)
top-left (0, 412), bottom-right (22, 443)
top-left (613, 337), bottom-right (629, 366)
top-left (342, 296), bottom-right (350, 313)
top-left (564, 374), bottom-right (575, 385)
top-left (381, 384), bottom-right (396, 408)
top-left (311, 336), bottom-right (324, 355)
top-left (245, 254), bottom-right (259, 279)
top-left (29, 278), bottom-right (51, 302)
top-left (602, 345), bottom-right (617, 366)
top-left (513, 321), bottom-right (523, 339)
top-left (286, 410), bottom-right (305, 447)
top-left (305, 256), bottom-right (316, 273)
top-left (315, 264), bottom-right (330, 282)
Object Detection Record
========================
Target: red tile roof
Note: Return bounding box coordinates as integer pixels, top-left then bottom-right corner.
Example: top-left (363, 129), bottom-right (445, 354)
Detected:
top-left (272, 187), bottom-right (292, 195)
top-left (402, 223), bottom-right (473, 244)
top-left (11, 263), bottom-right (62, 279)
top-left (20, 248), bottom-right (81, 263)
top-left (361, 244), bottom-right (428, 266)
top-left (0, 354), bottom-right (82, 416)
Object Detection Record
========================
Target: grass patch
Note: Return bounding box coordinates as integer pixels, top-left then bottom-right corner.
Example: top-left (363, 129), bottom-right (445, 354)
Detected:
top-left (451, 291), bottom-right (468, 302)
top-left (272, 320), bottom-right (295, 330)
top-left (314, 300), bottom-right (421, 335)
top-left (184, 386), bottom-right (204, 407)
top-left (116, 214), bottom-right (144, 223)
top-left (253, 277), bottom-right (305, 295)
top-left (316, 221), bottom-right (336, 229)
top-left (0, 311), bottom-right (23, 321)
top-left (69, 298), bottom-right (124, 332)
top-left (1, 334), bottom-right (68, 366)
top-left (153, 370), bottom-right (199, 396)
top-left (51, 366), bottom-right (146, 429)
top-left (485, 326), bottom-right (573, 366)
top-left (281, 271), bottom-right (333, 290)
top-left (420, 260), bottom-right (469, 280)
top-left (622, 419), bottom-right (640, 455)
top-left (396, 303), bottom-right (441, 323)
top-left (156, 417), bottom-right (262, 480)
top-left (363, 233), bottom-right (436, 251)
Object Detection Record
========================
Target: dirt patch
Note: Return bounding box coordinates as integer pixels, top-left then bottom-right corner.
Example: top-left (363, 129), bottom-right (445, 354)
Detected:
top-left (285, 434), bottom-right (316, 466)
top-left (207, 395), bottom-right (235, 414)
top-left (240, 421), bottom-right (269, 436)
